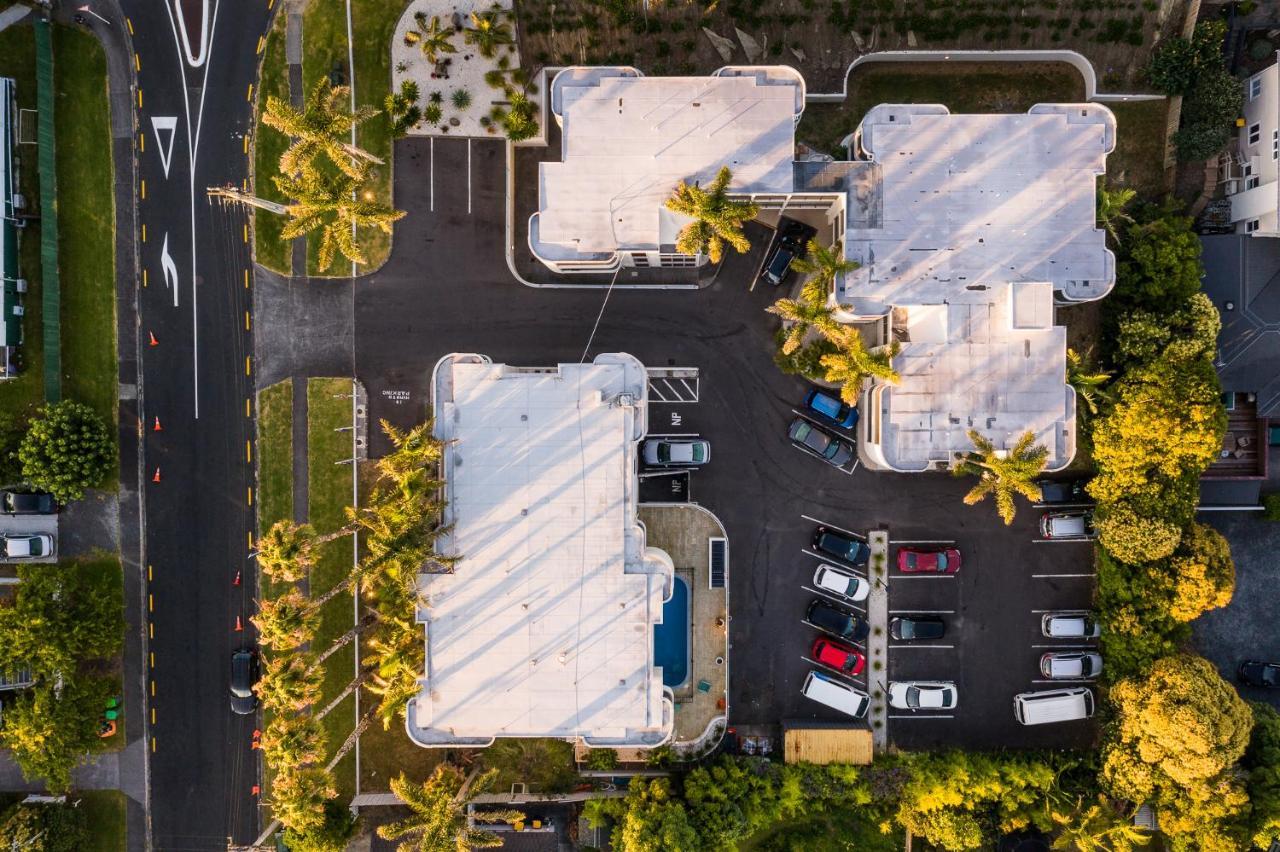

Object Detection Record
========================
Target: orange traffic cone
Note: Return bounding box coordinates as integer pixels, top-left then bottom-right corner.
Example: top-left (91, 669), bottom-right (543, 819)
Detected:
top-left (152, 467), bottom-right (161, 483)
top-left (251, 785), bottom-right (260, 796)
top-left (153, 417), bottom-right (162, 431)
top-left (149, 331), bottom-right (158, 347)
top-left (232, 571), bottom-right (241, 586)
top-left (234, 615), bottom-right (243, 632)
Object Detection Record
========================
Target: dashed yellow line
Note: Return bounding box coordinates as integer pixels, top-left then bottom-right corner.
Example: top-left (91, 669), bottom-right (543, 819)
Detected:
top-left (150, 737), bottom-right (156, 753)
top-left (151, 708), bottom-right (156, 724)
top-left (147, 564), bottom-right (152, 581)
top-left (243, 223), bottom-right (248, 243)
top-left (137, 89), bottom-right (143, 109)
top-left (142, 269), bottom-right (148, 288)
top-left (148, 593), bottom-right (153, 612)
top-left (247, 487), bottom-right (254, 506)
top-left (245, 356), bottom-right (251, 376)
top-left (267, 0), bottom-right (274, 10)
top-left (246, 83), bottom-right (254, 102)
top-left (140, 179), bottom-right (146, 200)
top-left (246, 398), bottom-right (251, 417)
top-left (256, 35), bottom-right (266, 54)
top-left (139, 132), bottom-right (145, 152)
top-left (150, 680), bottom-right (155, 697)
top-left (126, 17), bottom-right (134, 35)
top-left (245, 311), bottom-right (251, 331)
top-left (244, 269), bottom-right (250, 289)
top-left (149, 652), bottom-right (154, 669)
top-left (242, 135), bottom-right (249, 154)
top-left (141, 224), bottom-right (147, 243)
top-left (242, 177), bottom-right (248, 191)
top-left (246, 441), bottom-right (252, 463)
top-left (248, 531), bottom-right (254, 550)
top-left (135, 54), bottom-right (141, 72)
top-left (148, 622), bottom-right (154, 639)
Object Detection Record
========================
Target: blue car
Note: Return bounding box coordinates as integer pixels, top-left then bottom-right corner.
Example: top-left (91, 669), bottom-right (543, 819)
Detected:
top-left (803, 389), bottom-right (859, 430)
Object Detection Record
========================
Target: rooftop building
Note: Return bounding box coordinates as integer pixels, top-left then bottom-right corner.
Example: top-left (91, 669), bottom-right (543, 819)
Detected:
top-left (409, 353), bottom-right (674, 749)
top-left (531, 67), bottom-right (805, 273)
top-left (849, 104), bottom-right (1116, 472)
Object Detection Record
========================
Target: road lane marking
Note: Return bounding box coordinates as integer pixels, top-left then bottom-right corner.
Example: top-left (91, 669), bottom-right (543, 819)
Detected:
top-left (151, 738), bottom-right (155, 753)
top-left (1031, 679), bottom-right (1094, 684)
top-left (243, 135), bottom-right (249, 154)
top-left (148, 594), bottom-right (153, 612)
top-left (151, 680), bottom-right (155, 696)
top-left (247, 83), bottom-right (254, 102)
top-left (893, 539), bottom-right (956, 545)
top-left (149, 622), bottom-right (153, 639)
top-left (126, 17), bottom-right (133, 34)
top-left (892, 574), bottom-right (956, 579)
top-left (140, 179), bottom-right (146, 199)
top-left (244, 269), bottom-right (250, 289)
top-left (243, 223), bottom-right (248, 243)
top-left (135, 54), bottom-right (141, 72)
top-left (141, 224), bottom-right (147, 243)
top-left (142, 269), bottom-right (147, 287)
top-left (151, 707), bottom-right (156, 723)
top-left (1032, 644), bottom-right (1099, 649)
top-left (139, 131), bottom-right (144, 152)
top-left (888, 714), bottom-right (955, 719)
top-left (245, 356), bottom-right (251, 376)
top-left (888, 609), bottom-right (954, 614)
top-left (1031, 573), bottom-right (1095, 578)
top-left (248, 531), bottom-right (254, 549)
top-left (800, 619), bottom-right (865, 648)
top-left (800, 656), bottom-right (866, 685)
top-left (245, 311), bottom-right (250, 331)
top-left (256, 35), bottom-right (265, 54)
top-left (137, 89), bottom-right (142, 109)
top-left (429, 137), bottom-right (434, 211)
top-left (467, 138), bottom-right (472, 214)
top-left (149, 653), bottom-right (154, 669)
top-left (245, 398), bottom-right (251, 417)
top-left (248, 487), bottom-right (253, 506)
top-left (147, 564), bottom-right (152, 581)
top-left (888, 644), bottom-right (955, 649)
top-left (246, 441), bottom-right (252, 463)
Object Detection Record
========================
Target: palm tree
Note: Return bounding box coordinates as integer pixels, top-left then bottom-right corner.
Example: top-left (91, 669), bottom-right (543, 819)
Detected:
top-left (262, 79), bottom-right (382, 180)
top-left (259, 713), bottom-right (327, 768)
top-left (791, 239), bottom-right (859, 292)
top-left (1066, 348), bottom-right (1112, 417)
top-left (1050, 796), bottom-right (1149, 851)
top-left (271, 766), bottom-right (337, 834)
top-left (501, 87), bottom-right (539, 142)
top-left (767, 280), bottom-right (842, 355)
top-left (952, 430), bottom-right (1048, 526)
top-left (256, 520), bottom-right (318, 584)
top-left (378, 766), bottom-right (525, 851)
top-left (1096, 185), bottom-right (1136, 245)
top-left (252, 589), bottom-right (320, 651)
top-left (664, 166), bottom-right (759, 263)
top-left (408, 12), bottom-right (456, 64)
top-left (364, 615), bottom-right (425, 730)
top-left (819, 330), bottom-right (900, 404)
top-left (274, 164), bottom-right (407, 271)
top-left (256, 653), bottom-right (323, 712)
top-left (463, 9), bottom-right (513, 59)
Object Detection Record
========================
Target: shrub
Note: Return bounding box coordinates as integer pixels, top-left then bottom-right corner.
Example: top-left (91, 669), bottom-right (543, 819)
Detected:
top-left (423, 103), bottom-right (443, 124)
top-left (18, 400), bottom-right (115, 502)
top-left (0, 801), bottom-right (88, 852)
top-left (1115, 216), bottom-right (1205, 310)
top-left (586, 747), bottom-right (619, 771)
top-left (1095, 503), bottom-right (1182, 563)
top-left (1264, 492), bottom-right (1280, 520)
top-left (451, 88), bottom-right (472, 110)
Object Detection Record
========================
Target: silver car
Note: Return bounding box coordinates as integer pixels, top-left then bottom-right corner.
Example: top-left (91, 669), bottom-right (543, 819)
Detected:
top-left (2, 533), bottom-right (55, 560)
top-left (888, 681), bottom-right (958, 711)
top-left (641, 438), bottom-right (710, 467)
top-left (1041, 612), bottom-right (1101, 639)
top-left (1040, 651), bottom-right (1103, 680)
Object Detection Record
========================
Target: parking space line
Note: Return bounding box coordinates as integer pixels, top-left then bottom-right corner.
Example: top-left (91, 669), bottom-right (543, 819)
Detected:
top-left (801, 549), bottom-right (867, 574)
top-left (888, 714), bottom-right (955, 719)
top-left (800, 656), bottom-right (867, 685)
top-left (1031, 678), bottom-right (1095, 684)
top-left (891, 574), bottom-right (956, 580)
top-left (1032, 539), bottom-right (1094, 544)
top-left (889, 609), bottom-right (955, 614)
top-left (892, 539), bottom-right (957, 545)
top-left (801, 620), bottom-right (864, 648)
top-left (467, 138), bottom-right (472, 214)
top-left (801, 586), bottom-right (865, 612)
top-left (801, 515), bottom-right (864, 538)
top-left (429, 137), bottom-right (434, 211)
top-left (888, 644), bottom-right (955, 649)
top-left (1031, 644), bottom-right (1099, 649)
top-left (1031, 573), bottom-right (1096, 578)
top-left (647, 432), bottom-right (700, 438)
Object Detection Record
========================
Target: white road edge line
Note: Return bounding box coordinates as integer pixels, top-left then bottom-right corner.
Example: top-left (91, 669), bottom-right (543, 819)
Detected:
top-left (467, 138), bottom-right (472, 214)
top-left (429, 136), bottom-right (434, 211)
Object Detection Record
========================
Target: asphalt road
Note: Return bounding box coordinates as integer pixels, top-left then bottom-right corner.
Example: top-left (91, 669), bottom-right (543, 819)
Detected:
top-left (119, 0), bottom-right (271, 847)
top-left (342, 135), bottom-right (1098, 754)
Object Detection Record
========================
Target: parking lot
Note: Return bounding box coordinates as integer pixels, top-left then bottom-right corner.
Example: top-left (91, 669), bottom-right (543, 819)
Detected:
top-left (251, 136), bottom-right (1104, 753)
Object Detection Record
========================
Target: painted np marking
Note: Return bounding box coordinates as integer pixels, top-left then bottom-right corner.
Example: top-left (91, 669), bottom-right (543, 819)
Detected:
top-left (160, 234), bottom-right (180, 307)
top-left (150, 116), bottom-right (179, 179)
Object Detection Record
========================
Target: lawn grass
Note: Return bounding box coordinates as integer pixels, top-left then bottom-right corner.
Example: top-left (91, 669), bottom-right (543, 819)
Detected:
top-left (252, 9), bottom-right (292, 275)
top-left (256, 380), bottom-right (293, 599)
top-left (1108, 99), bottom-right (1171, 203)
top-left (738, 808), bottom-right (902, 852)
top-left (797, 62), bottom-right (1086, 158)
top-left (479, 739), bottom-right (579, 794)
top-left (72, 556), bottom-right (126, 753)
top-left (78, 790), bottom-right (127, 851)
top-left (0, 27), bottom-right (48, 426)
top-left (307, 377), bottom-right (357, 799)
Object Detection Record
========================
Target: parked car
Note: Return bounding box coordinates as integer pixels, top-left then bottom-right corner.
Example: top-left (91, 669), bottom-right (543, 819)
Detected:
top-left (802, 389), bottom-right (859, 430)
top-left (806, 599), bottom-right (870, 643)
top-left (760, 219), bottom-right (816, 286)
top-left (788, 417), bottom-right (854, 468)
top-left (810, 637), bottom-right (865, 676)
top-left (0, 491), bottom-right (57, 515)
top-left (1238, 660), bottom-right (1280, 689)
top-left (888, 681), bottom-right (958, 711)
top-left (897, 547), bottom-right (961, 574)
top-left (1039, 510), bottom-right (1096, 540)
top-left (812, 563), bottom-right (870, 602)
top-left (889, 615), bottom-right (946, 641)
top-left (801, 670), bottom-right (869, 718)
top-left (1034, 478), bottom-right (1090, 505)
top-left (1, 533), bottom-right (54, 560)
top-left (811, 526), bottom-right (870, 567)
top-left (230, 648), bottom-right (260, 715)
top-left (641, 438), bottom-right (710, 467)
top-left (1041, 612), bottom-right (1101, 639)
top-left (1040, 651), bottom-right (1103, 680)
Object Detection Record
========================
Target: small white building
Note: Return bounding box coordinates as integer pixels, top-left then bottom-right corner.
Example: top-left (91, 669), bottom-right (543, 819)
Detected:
top-left (408, 353), bottom-right (674, 749)
top-left (531, 66), bottom-right (806, 273)
top-left (1223, 57), bottom-right (1280, 235)
top-left (847, 104), bottom-right (1117, 472)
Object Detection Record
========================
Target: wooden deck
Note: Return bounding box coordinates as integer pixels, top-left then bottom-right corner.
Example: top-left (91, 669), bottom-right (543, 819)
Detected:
top-left (1205, 396), bottom-right (1266, 479)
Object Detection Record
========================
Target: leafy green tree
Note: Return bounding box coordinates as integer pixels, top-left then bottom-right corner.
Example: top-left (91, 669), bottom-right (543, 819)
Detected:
top-left (1174, 121), bottom-right (1234, 163)
top-left (767, 278), bottom-right (840, 355)
top-left (274, 164), bottom-right (407, 271)
top-left (1095, 502), bottom-right (1182, 564)
top-left (1146, 20), bottom-right (1226, 94)
top-left (952, 430), bottom-right (1047, 525)
top-left (1245, 703), bottom-right (1280, 849)
top-left (259, 713), bottom-right (327, 770)
top-left (385, 80), bottom-right (422, 139)
top-left (1175, 66), bottom-right (1244, 162)
top-left (1066, 348), bottom-right (1111, 417)
top-left (1162, 522), bottom-right (1234, 621)
top-left (378, 766), bottom-right (523, 851)
top-left (1049, 796), bottom-right (1149, 852)
top-left (1096, 548), bottom-right (1187, 678)
top-left (819, 330), bottom-right (900, 404)
top-left (1102, 655), bottom-right (1252, 806)
top-left (1114, 292), bottom-right (1220, 369)
top-left (256, 653), bottom-right (323, 712)
top-left (685, 757), bottom-right (785, 846)
top-left (791, 239), bottom-right (859, 291)
top-left (499, 88), bottom-right (539, 142)
top-left (282, 799), bottom-right (358, 852)
top-left (0, 561), bottom-right (123, 681)
top-left (612, 778), bottom-right (700, 852)
top-left (407, 12), bottom-right (456, 64)
top-left (585, 747), bottom-right (619, 771)
top-left (0, 801), bottom-right (88, 852)
top-left (1096, 186), bottom-right (1136, 244)
top-left (272, 767), bottom-right (338, 835)
top-left (665, 166), bottom-right (759, 263)
top-left (263, 79), bottom-right (381, 179)
top-left (1115, 215), bottom-right (1204, 309)
top-left (257, 520), bottom-right (318, 583)
top-left (0, 676), bottom-right (114, 793)
top-left (18, 401), bottom-right (115, 503)
top-left (253, 588), bottom-right (320, 651)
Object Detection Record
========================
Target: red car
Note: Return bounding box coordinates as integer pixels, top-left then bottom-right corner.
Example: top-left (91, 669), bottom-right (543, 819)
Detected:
top-left (811, 637), bottom-right (865, 676)
top-left (897, 547), bottom-right (961, 574)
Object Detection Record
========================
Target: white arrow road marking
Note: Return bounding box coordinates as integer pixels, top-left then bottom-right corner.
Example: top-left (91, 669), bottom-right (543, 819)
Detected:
top-left (150, 116), bottom-right (178, 178)
top-left (160, 233), bottom-right (179, 308)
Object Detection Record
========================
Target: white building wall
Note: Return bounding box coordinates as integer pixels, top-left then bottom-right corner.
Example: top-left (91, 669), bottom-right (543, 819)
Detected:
top-left (1230, 59), bottom-right (1280, 235)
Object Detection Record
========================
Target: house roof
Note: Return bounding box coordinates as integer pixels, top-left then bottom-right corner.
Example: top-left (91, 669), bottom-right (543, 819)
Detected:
top-left (1200, 234), bottom-right (1280, 417)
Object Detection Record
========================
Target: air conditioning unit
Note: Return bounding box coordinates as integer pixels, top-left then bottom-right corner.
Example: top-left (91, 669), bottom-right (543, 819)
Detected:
top-left (13, 279), bottom-right (26, 293)
top-left (11, 306), bottom-right (23, 317)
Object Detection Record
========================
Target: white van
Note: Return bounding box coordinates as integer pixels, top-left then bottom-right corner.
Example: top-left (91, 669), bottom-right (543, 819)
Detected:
top-left (801, 670), bottom-right (869, 719)
top-left (1013, 687), bottom-right (1095, 725)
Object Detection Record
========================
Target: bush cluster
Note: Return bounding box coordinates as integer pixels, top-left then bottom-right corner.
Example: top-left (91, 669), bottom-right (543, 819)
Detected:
top-left (1149, 22), bottom-right (1244, 162)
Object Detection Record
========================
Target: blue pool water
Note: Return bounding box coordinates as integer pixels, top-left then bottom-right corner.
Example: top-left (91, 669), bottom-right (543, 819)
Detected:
top-left (654, 576), bottom-right (690, 688)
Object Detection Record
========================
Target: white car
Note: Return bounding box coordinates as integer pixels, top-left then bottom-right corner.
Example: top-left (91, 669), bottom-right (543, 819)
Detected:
top-left (888, 681), bottom-right (958, 711)
top-left (641, 438), bottom-right (710, 467)
top-left (1040, 652), bottom-right (1103, 680)
top-left (1041, 612), bottom-right (1101, 639)
top-left (812, 564), bottom-right (870, 603)
top-left (2, 533), bottom-right (55, 560)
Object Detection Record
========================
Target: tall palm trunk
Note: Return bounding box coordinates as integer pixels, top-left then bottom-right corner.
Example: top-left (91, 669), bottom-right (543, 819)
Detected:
top-left (316, 669), bottom-right (372, 721)
top-left (312, 610), bottom-right (380, 668)
top-left (326, 706), bottom-right (378, 772)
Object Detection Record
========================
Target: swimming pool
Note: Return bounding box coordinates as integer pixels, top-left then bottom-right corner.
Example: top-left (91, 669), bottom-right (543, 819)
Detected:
top-left (653, 576), bottom-right (690, 688)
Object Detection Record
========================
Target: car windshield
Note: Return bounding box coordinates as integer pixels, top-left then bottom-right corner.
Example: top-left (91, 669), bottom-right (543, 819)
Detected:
top-left (934, 553), bottom-right (948, 570)
top-left (903, 553), bottom-right (916, 568)
top-left (811, 394), bottom-right (840, 418)
top-left (691, 444), bottom-right (705, 463)
top-left (657, 444), bottom-right (671, 462)
top-left (822, 437), bottom-right (841, 459)
top-left (906, 686), bottom-right (921, 705)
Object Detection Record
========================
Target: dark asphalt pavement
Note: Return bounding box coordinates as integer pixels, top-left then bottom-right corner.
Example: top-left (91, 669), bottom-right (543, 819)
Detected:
top-left (343, 135), bottom-right (1097, 754)
top-left (121, 0), bottom-right (271, 847)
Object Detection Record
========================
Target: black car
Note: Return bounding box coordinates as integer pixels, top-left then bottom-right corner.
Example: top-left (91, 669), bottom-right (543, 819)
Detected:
top-left (788, 418), bottom-right (855, 468)
top-left (1034, 478), bottom-right (1090, 505)
top-left (806, 599), bottom-right (870, 643)
top-left (0, 491), bottom-right (57, 515)
top-left (812, 526), bottom-right (869, 567)
top-left (760, 219), bottom-right (817, 286)
top-left (230, 648), bottom-right (260, 715)
top-left (889, 616), bottom-right (946, 641)
top-left (1238, 660), bottom-right (1280, 689)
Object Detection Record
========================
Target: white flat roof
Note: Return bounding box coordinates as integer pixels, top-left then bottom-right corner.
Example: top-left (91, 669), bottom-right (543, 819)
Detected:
top-left (842, 105), bottom-right (1114, 313)
top-left (536, 71), bottom-right (799, 258)
top-left (412, 354), bottom-right (672, 747)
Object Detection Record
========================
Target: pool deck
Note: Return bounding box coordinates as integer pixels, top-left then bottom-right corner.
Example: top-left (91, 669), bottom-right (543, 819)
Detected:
top-left (639, 504), bottom-right (729, 749)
